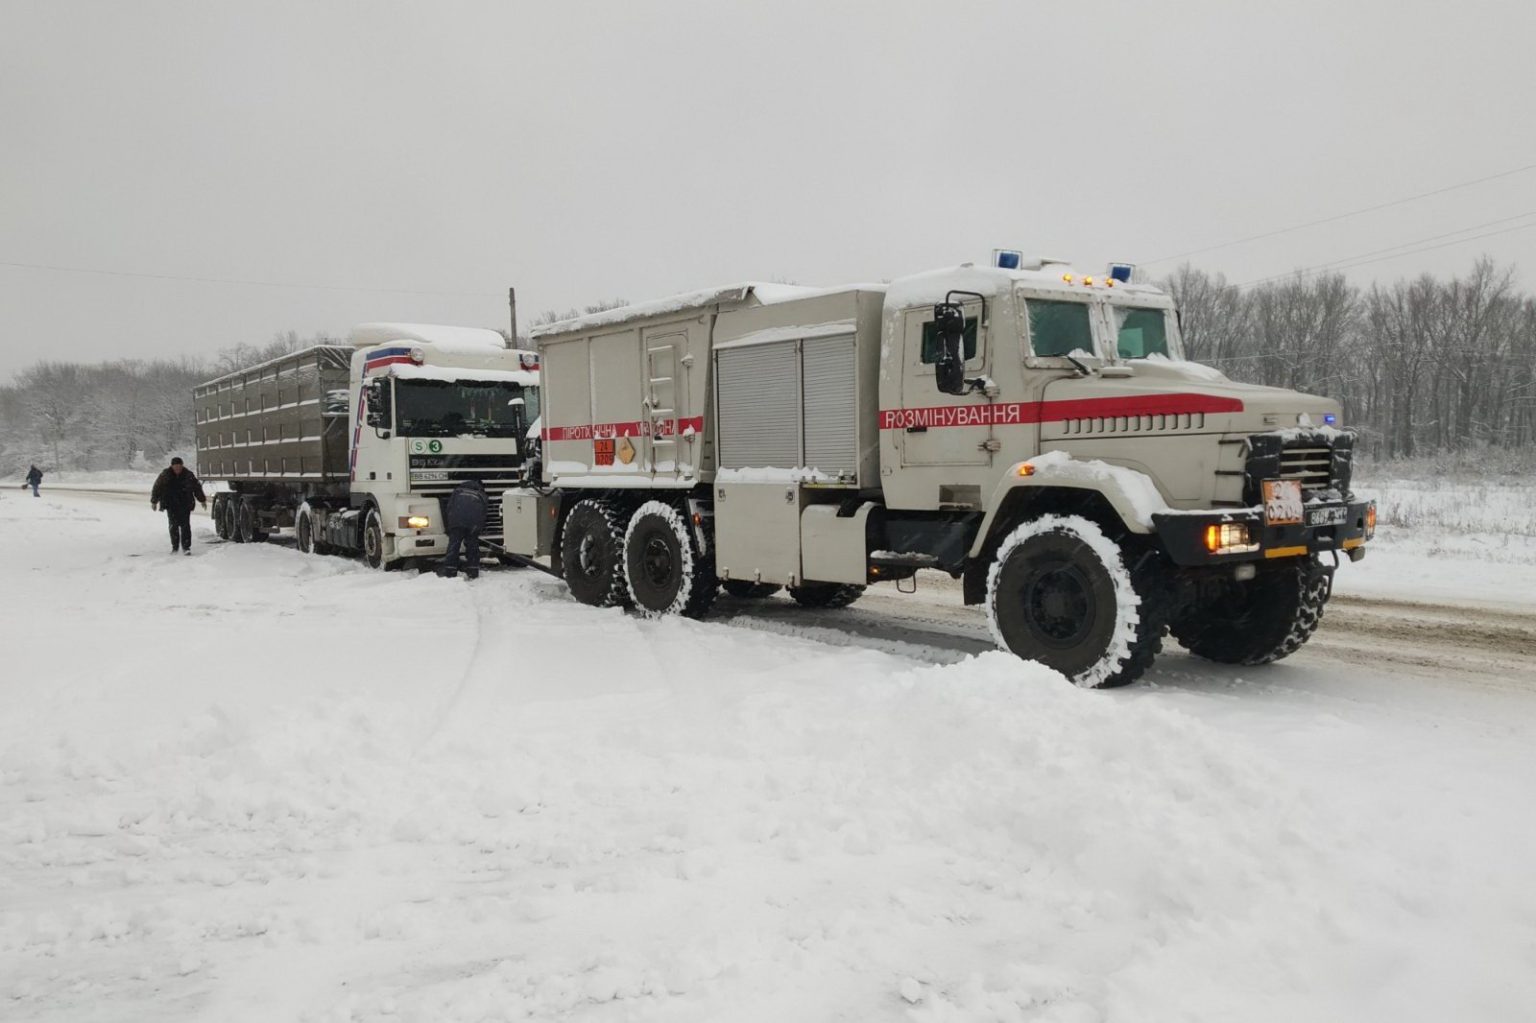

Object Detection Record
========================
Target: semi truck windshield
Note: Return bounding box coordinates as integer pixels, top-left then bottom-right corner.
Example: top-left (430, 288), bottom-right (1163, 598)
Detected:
top-left (395, 380), bottom-right (536, 438)
top-left (1114, 307), bottom-right (1172, 359)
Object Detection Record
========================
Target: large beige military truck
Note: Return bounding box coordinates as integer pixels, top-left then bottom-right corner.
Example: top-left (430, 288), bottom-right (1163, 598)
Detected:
top-left (502, 257), bottom-right (1374, 687)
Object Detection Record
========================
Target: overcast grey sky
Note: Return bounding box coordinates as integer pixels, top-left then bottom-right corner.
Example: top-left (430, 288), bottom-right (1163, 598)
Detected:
top-left (3, 0), bottom-right (1533, 375)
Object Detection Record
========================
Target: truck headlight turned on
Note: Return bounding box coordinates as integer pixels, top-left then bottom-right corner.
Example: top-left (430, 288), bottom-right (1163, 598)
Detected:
top-left (501, 257), bottom-right (1371, 688)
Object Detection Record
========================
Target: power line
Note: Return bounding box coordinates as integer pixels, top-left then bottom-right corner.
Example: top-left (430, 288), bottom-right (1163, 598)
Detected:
top-left (1235, 215), bottom-right (1536, 289)
top-left (0, 258), bottom-right (503, 300)
top-left (1143, 159), bottom-right (1536, 266)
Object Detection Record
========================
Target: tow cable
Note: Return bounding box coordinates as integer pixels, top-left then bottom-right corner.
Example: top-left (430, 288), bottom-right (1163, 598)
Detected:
top-left (475, 537), bottom-right (563, 579)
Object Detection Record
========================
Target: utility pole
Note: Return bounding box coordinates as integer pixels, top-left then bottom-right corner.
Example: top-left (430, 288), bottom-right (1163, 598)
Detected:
top-left (508, 287), bottom-right (518, 348)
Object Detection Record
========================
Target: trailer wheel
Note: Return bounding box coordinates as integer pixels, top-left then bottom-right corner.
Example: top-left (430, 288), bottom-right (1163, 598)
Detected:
top-left (787, 582), bottom-right (864, 609)
top-left (236, 499), bottom-right (268, 544)
top-left (560, 498), bottom-right (629, 607)
top-left (223, 499), bottom-right (243, 543)
top-left (722, 579), bottom-right (783, 600)
top-left (296, 505), bottom-right (316, 555)
top-left (985, 515), bottom-right (1160, 689)
top-left (213, 495), bottom-right (233, 540)
top-left (1171, 557), bottom-right (1331, 665)
top-left (623, 500), bottom-right (718, 619)
top-left (362, 510), bottom-right (387, 570)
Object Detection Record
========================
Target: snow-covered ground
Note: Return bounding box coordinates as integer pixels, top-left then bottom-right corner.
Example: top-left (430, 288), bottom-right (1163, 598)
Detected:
top-left (1340, 473), bottom-right (1536, 609)
top-left (21, 470), bottom-right (161, 495)
top-left (3, 489), bottom-right (1535, 1022)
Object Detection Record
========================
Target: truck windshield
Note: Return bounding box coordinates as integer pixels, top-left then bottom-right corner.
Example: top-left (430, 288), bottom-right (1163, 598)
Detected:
top-left (1114, 307), bottom-right (1172, 359)
top-left (395, 380), bottom-right (537, 438)
top-left (1025, 299), bottom-right (1096, 358)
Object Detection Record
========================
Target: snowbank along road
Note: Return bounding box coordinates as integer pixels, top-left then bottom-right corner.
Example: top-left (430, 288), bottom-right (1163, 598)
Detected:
top-left (3, 489), bottom-right (1534, 1022)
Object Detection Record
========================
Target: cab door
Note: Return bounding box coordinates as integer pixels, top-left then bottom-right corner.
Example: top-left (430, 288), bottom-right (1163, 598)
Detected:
top-left (897, 299), bottom-right (993, 468)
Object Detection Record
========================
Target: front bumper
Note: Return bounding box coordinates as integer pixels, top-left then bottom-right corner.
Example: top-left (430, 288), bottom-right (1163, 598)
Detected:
top-left (397, 531), bottom-right (449, 555)
top-left (1153, 499), bottom-right (1374, 567)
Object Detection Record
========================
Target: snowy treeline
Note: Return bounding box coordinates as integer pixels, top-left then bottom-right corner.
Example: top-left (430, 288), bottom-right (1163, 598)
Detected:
top-left (0, 332), bottom-right (336, 475)
top-left (4, 266), bottom-right (1534, 477)
top-left (1165, 258), bottom-right (1536, 457)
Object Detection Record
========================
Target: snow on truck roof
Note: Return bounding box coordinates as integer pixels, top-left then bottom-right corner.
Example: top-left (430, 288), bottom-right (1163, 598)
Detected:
top-left (387, 363), bottom-right (539, 388)
top-left (529, 282), bottom-right (885, 338)
top-left (347, 322), bottom-right (509, 352)
top-left (529, 264), bottom-right (1169, 339)
top-left (883, 264), bottom-right (1169, 309)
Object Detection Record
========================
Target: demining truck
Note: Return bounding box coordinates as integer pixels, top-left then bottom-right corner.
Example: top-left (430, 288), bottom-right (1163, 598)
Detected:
top-left (195, 323), bottom-right (540, 569)
top-left (501, 256), bottom-right (1375, 687)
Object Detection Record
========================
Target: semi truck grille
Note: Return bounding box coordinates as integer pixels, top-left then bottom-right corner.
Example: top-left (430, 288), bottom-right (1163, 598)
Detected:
top-left (410, 471), bottom-right (520, 542)
top-left (1244, 430), bottom-right (1354, 505)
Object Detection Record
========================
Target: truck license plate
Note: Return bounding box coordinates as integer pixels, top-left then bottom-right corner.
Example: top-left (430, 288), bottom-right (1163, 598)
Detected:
top-left (1262, 479), bottom-right (1304, 525)
top-left (1306, 505), bottom-right (1347, 527)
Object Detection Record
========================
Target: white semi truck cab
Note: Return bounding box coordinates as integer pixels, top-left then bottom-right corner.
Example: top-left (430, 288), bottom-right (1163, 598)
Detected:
top-left (197, 322), bottom-right (540, 569)
top-left (503, 258), bottom-right (1373, 687)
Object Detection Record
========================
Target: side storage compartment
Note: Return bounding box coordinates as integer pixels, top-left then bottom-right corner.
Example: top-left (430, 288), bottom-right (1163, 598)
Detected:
top-left (502, 489), bottom-right (556, 557)
top-left (714, 482), bottom-right (805, 587)
top-left (800, 503), bottom-right (875, 585)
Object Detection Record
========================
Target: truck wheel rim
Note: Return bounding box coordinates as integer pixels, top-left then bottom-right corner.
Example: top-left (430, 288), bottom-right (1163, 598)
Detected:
top-left (577, 534), bottom-right (600, 577)
top-left (640, 535), bottom-right (674, 587)
top-left (1023, 564), bottom-right (1093, 647)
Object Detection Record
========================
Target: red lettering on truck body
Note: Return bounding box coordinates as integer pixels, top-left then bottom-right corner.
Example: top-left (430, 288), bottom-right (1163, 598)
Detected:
top-left (878, 394), bottom-right (1244, 430)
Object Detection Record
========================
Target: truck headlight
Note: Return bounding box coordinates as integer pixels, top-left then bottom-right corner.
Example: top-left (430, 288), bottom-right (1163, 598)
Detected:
top-left (401, 515), bottom-right (431, 530)
top-left (1204, 522), bottom-right (1259, 555)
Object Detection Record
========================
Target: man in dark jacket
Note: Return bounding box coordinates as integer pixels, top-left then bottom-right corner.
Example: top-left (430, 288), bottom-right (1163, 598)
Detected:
top-left (150, 457), bottom-right (208, 554)
top-left (24, 465), bottom-right (42, 497)
top-left (438, 478), bottom-right (488, 579)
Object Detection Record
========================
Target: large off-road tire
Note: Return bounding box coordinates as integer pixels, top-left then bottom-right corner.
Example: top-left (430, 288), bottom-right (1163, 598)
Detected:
top-left (296, 504), bottom-right (316, 555)
top-left (623, 500), bottom-right (718, 619)
top-left (986, 515), bottom-right (1162, 689)
top-left (722, 579), bottom-right (783, 600)
top-left (787, 582), bottom-right (865, 609)
top-left (560, 498), bottom-right (630, 607)
top-left (236, 499), bottom-right (268, 544)
top-left (362, 509), bottom-right (387, 570)
top-left (1171, 557), bottom-right (1331, 665)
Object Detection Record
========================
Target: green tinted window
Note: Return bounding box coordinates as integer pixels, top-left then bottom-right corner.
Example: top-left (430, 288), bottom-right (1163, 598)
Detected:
top-left (920, 317), bottom-right (978, 364)
top-left (1026, 300), bottom-right (1095, 357)
top-left (1115, 307), bottom-right (1171, 358)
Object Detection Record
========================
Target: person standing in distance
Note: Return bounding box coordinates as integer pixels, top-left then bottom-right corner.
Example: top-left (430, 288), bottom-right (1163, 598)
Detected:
top-left (150, 457), bottom-right (207, 555)
top-left (438, 478), bottom-right (488, 579)
top-left (24, 464), bottom-right (43, 497)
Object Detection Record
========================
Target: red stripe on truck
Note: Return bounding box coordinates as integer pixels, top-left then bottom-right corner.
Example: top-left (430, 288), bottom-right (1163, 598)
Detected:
top-left (877, 393), bottom-right (1244, 430)
top-left (544, 416), bottom-right (705, 442)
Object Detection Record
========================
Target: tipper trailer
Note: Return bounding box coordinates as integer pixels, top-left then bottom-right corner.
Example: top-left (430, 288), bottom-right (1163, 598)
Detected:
top-left (195, 323), bottom-right (540, 569)
top-left (502, 257), bottom-right (1375, 687)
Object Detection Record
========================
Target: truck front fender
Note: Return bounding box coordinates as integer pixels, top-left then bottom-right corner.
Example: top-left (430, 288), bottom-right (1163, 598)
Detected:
top-left (967, 457), bottom-right (1162, 559)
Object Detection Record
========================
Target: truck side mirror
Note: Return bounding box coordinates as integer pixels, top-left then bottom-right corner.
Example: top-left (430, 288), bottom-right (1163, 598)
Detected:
top-left (364, 379), bottom-right (391, 430)
top-left (932, 302), bottom-right (967, 395)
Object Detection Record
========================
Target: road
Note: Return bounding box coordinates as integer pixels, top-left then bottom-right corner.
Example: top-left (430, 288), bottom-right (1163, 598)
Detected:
top-left (56, 486), bottom-right (1536, 697)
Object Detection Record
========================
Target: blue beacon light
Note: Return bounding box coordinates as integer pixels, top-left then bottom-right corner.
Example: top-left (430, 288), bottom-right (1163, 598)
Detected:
top-left (994, 249), bottom-right (1023, 270)
top-left (1108, 263), bottom-right (1134, 284)
top-left (1323, 413), bottom-right (1337, 425)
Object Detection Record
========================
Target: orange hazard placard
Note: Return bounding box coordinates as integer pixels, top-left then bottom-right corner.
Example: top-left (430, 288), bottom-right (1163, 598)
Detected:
top-left (593, 439), bottom-right (615, 466)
